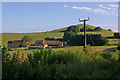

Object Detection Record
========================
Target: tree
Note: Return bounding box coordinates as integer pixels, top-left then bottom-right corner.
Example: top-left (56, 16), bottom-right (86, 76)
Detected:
top-left (108, 29), bottom-right (112, 31)
top-left (21, 35), bottom-right (33, 43)
top-left (45, 37), bottom-right (55, 40)
top-left (67, 25), bottom-right (80, 33)
top-left (94, 27), bottom-right (102, 31)
top-left (114, 33), bottom-right (120, 38)
top-left (64, 34), bottom-right (108, 46)
top-left (19, 43), bottom-right (27, 47)
top-left (118, 44), bottom-right (120, 50)
top-left (80, 27), bottom-right (94, 32)
top-left (63, 31), bottom-right (76, 41)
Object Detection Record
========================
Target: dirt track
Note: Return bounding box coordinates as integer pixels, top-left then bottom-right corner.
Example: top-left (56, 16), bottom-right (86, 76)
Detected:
top-left (96, 47), bottom-right (117, 52)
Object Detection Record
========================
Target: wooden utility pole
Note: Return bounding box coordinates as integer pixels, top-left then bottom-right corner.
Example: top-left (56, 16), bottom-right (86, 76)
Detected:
top-left (79, 17), bottom-right (89, 48)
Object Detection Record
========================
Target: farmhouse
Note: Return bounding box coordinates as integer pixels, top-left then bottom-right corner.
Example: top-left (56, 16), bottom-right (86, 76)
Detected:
top-left (46, 40), bottom-right (63, 47)
top-left (28, 40), bottom-right (63, 49)
top-left (35, 40), bottom-right (48, 48)
top-left (8, 40), bottom-right (22, 48)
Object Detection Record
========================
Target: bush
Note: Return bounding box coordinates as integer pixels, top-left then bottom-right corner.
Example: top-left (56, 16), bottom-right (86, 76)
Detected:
top-left (19, 43), bottom-right (27, 47)
top-left (66, 25), bottom-right (80, 33)
top-left (94, 27), bottom-right (102, 31)
top-left (114, 33), bottom-right (120, 38)
top-left (118, 44), bottom-right (120, 50)
top-left (80, 27), bottom-right (94, 32)
top-left (21, 35), bottom-right (33, 43)
top-left (108, 29), bottom-right (112, 31)
top-left (100, 50), bottom-right (119, 61)
top-left (2, 48), bottom-right (120, 79)
top-left (63, 31), bottom-right (77, 41)
top-left (45, 37), bottom-right (55, 40)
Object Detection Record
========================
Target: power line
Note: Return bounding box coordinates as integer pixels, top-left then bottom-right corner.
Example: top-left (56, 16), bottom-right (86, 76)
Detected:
top-left (89, 34), bottom-right (97, 52)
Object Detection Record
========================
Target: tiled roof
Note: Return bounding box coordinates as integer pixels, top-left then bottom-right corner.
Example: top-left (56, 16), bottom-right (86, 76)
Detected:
top-left (36, 40), bottom-right (44, 42)
top-left (45, 40), bottom-right (62, 45)
top-left (8, 40), bottom-right (22, 44)
top-left (36, 40), bottom-right (47, 45)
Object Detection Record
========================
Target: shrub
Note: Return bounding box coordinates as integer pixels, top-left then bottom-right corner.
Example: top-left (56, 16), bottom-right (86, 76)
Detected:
top-left (2, 48), bottom-right (120, 79)
top-left (80, 27), bottom-right (94, 32)
top-left (19, 43), bottom-right (27, 47)
top-left (94, 27), bottom-right (102, 31)
top-left (21, 35), bottom-right (33, 43)
top-left (108, 29), bottom-right (112, 31)
top-left (118, 44), bottom-right (120, 50)
top-left (66, 25), bottom-right (80, 33)
top-left (100, 51), bottom-right (119, 61)
top-left (114, 33), bottom-right (120, 38)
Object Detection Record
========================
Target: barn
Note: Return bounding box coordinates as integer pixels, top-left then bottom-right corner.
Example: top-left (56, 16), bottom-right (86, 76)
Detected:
top-left (45, 40), bottom-right (63, 47)
top-left (8, 40), bottom-right (22, 48)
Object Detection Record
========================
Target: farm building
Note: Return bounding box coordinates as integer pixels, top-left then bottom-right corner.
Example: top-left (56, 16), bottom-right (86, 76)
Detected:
top-left (8, 40), bottom-right (22, 48)
top-left (45, 40), bottom-right (63, 47)
top-left (35, 40), bottom-right (48, 48)
top-left (28, 40), bottom-right (63, 49)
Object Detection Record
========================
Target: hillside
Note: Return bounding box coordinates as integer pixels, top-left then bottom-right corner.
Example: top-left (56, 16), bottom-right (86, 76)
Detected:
top-left (49, 24), bottom-right (96, 33)
top-left (1, 24), bottom-right (115, 46)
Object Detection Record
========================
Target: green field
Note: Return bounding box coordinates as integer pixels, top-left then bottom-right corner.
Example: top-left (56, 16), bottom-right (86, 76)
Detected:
top-left (1, 24), bottom-right (119, 54)
top-left (1, 24), bottom-right (118, 46)
top-left (1, 32), bottom-right (64, 46)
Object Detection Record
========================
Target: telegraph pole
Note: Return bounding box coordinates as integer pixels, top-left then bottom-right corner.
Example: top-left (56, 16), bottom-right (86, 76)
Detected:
top-left (79, 17), bottom-right (89, 48)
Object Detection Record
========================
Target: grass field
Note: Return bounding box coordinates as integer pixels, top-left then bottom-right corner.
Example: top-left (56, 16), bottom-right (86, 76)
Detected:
top-left (1, 28), bottom-right (117, 45)
top-left (1, 24), bottom-right (119, 49)
top-left (1, 32), bottom-right (64, 46)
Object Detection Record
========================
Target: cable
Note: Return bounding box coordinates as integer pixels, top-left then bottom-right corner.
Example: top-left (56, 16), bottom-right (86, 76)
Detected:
top-left (89, 34), bottom-right (97, 52)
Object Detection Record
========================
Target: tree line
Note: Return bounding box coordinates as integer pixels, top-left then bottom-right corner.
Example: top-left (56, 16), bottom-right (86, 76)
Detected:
top-left (63, 25), bottom-right (108, 46)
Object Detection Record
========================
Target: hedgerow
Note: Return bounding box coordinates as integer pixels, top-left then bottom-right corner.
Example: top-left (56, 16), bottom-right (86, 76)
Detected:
top-left (2, 47), bottom-right (120, 79)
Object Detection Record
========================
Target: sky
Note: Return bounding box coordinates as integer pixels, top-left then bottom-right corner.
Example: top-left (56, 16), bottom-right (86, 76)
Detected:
top-left (2, 2), bottom-right (119, 33)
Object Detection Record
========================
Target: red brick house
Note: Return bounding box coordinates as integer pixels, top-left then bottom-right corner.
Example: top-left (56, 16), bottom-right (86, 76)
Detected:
top-left (8, 40), bottom-right (22, 48)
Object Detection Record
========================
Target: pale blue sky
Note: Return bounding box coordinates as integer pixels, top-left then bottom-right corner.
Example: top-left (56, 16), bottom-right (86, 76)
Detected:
top-left (2, 2), bottom-right (118, 33)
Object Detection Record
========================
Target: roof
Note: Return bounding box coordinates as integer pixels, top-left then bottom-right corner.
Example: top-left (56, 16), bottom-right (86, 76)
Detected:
top-left (45, 40), bottom-right (63, 45)
top-left (8, 40), bottom-right (22, 44)
top-left (36, 40), bottom-right (47, 45)
top-left (36, 40), bottom-right (44, 42)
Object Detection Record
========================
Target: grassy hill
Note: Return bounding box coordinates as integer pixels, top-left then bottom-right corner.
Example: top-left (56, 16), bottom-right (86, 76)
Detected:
top-left (1, 24), bottom-right (117, 46)
top-left (49, 24), bottom-right (96, 33)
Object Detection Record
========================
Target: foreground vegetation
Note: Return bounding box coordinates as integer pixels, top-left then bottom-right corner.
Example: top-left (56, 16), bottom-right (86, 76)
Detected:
top-left (2, 47), bottom-right (120, 79)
